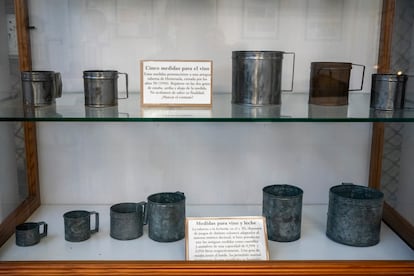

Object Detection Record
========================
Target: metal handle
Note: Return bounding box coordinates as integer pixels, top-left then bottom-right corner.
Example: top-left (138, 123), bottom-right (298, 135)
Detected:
top-left (38, 221), bottom-right (48, 239)
top-left (316, 64), bottom-right (366, 92)
top-left (138, 201), bottom-right (147, 226)
top-left (282, 52), bottom-right (295, 92)
top-left (53, 72), bottom-right (62, 98)
top-left (143, 201), bottom-right (148, 226)
top-left (90, 211), bottom-right (99, 234)
top-left (349, 63), bottom-right (365, 91)
top-left (118, 72), bottom-right (129, 99)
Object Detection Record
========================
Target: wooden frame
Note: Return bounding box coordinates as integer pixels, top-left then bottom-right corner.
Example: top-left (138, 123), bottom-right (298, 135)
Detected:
top-left (0, 0), bottom-right (39, 247)
top-left (0, 261), bottom-right (414, 276)
top-left (0, 0), bottom-right (412, 275)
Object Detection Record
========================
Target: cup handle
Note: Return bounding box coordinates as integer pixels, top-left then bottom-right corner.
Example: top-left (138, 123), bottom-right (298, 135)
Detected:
top-left (282, 52), bottom-right (295, 92)
top-left (90, 211), bottom-right (99, 234)
top-left (137, 201), bottom-right (147, 225)
top-left (38, 221), bottom-right (48, 239)
top-left (118, 72), bottom-right (129, 99)
top-left (54, 72), bottom-right (62, 98)
top-left (349, 64), bottom-right (365, 91)
top-left (143, 201), bottom-right (148, 226)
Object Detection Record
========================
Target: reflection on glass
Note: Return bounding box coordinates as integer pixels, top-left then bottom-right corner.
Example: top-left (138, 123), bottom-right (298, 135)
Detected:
top-left (0, 1), bottom-right (28, 223)
top-left (0, 123), bottom-right (28, 222)
top-left (382, 123), bottom-right (414, 226)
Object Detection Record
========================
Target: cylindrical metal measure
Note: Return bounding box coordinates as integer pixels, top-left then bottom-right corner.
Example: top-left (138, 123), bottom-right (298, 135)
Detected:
top-left (263, 184), bottom-right (303, 242)
top-left (326, 183), bottom-right (384, 247)
top-left (232, 51), bottom-right (293, 106)
top-left (370, 73), bottom-right (408, 110)
top-left (83, 70), bottom-right (128, 107)
top-left (21, 71), bottom-right (62, 106)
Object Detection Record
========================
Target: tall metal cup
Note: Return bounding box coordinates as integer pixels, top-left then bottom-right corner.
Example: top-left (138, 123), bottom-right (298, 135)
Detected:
top-left (232, 51), bottom-right (295, 106)
top-left (146, 192), bottom-right (186, 242)
top-left (83, 70), bottom-right (128, 107)
top-left (262, 184), bottom-right (303, 242)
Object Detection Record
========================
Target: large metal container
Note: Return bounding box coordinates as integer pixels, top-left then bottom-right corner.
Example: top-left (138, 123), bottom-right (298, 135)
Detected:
top-left (370, 73), bottom-right (408, 110)
top-left (262, 184), bottom-right (303, 242)
top-left (326, 183), bottom-right (384, 247)
top-left (232, 51), bottom-right (294, 106)
top-left (146, 192), bottom-right (185, 242)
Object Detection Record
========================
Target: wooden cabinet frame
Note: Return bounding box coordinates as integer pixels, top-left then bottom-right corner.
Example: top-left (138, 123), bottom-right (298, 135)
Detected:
top-left (0, 0), bottom-right (412, 275)
top-left (0, 0), bottom-right (39, 247)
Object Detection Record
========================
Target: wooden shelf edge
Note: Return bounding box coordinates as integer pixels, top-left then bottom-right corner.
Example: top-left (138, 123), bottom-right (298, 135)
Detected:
top-left (0, 260), bottom-right (413, 276)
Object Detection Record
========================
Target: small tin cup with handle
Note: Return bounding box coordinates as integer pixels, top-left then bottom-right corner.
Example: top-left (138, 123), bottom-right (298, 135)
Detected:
top-left (370, 73), bottom-right (413, 111)
top-left (145, 191), bottom-right (186, 242)
top-left (21, 71), bottom-right (62, 107)
top-left (110, 202), bottom-right (147, 240)
top-left (83, 70), bottom-right (128, 107)
top-left (15, 221), bottom-right (48, 247)
top-left (63, 210), bottom-right (99, 242)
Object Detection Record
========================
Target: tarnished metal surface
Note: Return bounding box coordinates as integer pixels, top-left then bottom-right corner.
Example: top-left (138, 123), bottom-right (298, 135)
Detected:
top-left (326, 183), bottom-right (384, 247)
top-left (110, 202), bottom-right (146, 240)
top-left (263, 184), bottom-right (303, 242)
top-left (147, 192), bottom-right (185, 243)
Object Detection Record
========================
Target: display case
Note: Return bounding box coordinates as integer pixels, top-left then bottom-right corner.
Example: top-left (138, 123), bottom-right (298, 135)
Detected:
top-left (0, 0), bottom-right (413, 275)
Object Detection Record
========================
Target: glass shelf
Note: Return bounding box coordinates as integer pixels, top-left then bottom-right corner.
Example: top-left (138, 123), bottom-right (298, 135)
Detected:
top-left (1, 92), bottom-right (414, 122)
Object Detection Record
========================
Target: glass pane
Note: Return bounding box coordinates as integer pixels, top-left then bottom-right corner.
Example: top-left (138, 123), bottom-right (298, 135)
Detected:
top-left (0, 0), bottom-right (28, 222)
top-left (381, 123), bottom-right (414, 226)
top-left (381, 0), bottom-right (414, 225)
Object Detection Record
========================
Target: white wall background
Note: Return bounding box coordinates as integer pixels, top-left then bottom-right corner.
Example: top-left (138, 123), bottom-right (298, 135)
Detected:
top-left (28, 0), bottom-right (381, 93)
top-left (29, 0), bottom-right (380, 205)
top-left (37, 122), bottom-right (372, 205)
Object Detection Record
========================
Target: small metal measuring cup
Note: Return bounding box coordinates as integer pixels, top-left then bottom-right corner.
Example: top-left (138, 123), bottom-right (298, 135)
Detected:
top-left (370, 73), bottom-right (412, 110)
top-left (21, 71), bottom-right (62, 106)
top-left (83, 70), bottom-right (128, 107)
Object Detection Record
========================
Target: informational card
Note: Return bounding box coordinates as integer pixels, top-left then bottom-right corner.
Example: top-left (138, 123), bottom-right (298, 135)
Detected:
top-left (186, 216), bottom-right (269, 261)
top-left (141, 60), bottom-right (212, 107)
